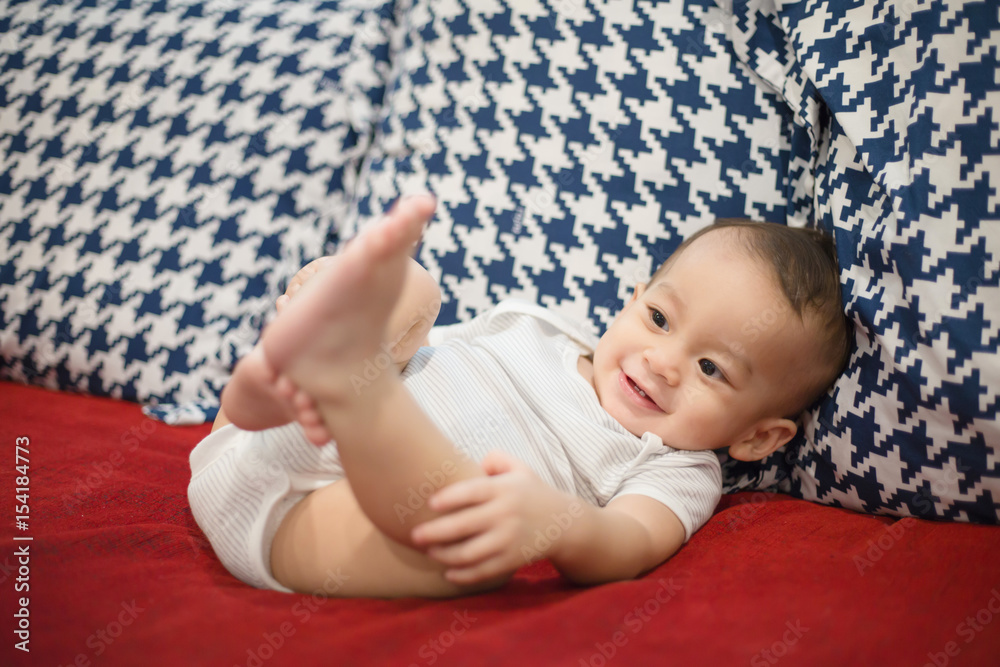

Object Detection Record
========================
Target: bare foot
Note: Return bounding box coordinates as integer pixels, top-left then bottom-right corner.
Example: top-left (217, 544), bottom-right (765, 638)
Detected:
top-left (283, 255), bottom-right (440, 368)
top-left (275, 256), bottom-right (332, 315)
top-left (218, 257), bottom-right (340, 435)
top-left (258, 195), bottom-right (437, 444)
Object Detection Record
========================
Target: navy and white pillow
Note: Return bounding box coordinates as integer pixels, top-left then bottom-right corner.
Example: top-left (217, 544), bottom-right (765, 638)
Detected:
top-left (0, 0), bottom-right (394, 422)
top-left (347, 0), bottom-right (999, 523)
top-left (717, 0), bottom-right (1000, 523)
top-left (348, 0), bottom-right (794, 326)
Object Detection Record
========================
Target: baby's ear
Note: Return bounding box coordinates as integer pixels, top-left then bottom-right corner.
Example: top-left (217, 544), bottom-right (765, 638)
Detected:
top-left (727, 418), bottom-right (798, 462)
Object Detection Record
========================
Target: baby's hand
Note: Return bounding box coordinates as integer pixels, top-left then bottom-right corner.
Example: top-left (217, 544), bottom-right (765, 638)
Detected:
top-left (276, 257), bottom-right (332, 313)
top-left (411, 451), bottom-right (578, 585)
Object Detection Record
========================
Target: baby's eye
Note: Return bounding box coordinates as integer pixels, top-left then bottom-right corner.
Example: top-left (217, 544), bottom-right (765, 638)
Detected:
top-left (649, 308), bottom-right (669, 331)
top-left (699, 359), bottom-right (724, 380)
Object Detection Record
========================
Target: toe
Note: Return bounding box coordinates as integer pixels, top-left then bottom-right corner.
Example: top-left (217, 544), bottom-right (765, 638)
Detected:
top-left (275, 375), bottom-right (297, 401)
top-left (293, 389), bottom-right (314, 411)
top-left (303, 423), bottom-right (332, 446)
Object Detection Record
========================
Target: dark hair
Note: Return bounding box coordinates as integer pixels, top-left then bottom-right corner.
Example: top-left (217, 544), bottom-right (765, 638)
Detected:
top-left (652, 218), bottom-right (852, 410)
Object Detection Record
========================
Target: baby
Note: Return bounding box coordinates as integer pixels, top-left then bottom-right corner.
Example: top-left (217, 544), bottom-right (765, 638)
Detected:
top-left (188, 195), bottom-right (851, 598)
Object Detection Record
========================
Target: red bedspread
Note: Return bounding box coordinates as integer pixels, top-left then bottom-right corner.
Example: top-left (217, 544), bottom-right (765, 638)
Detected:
top-left (2, 381), bottom-right (999, 666)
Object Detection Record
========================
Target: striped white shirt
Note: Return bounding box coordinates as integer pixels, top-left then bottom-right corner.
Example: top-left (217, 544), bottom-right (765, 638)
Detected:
top-left (413, 299), bottom-right (721, 540)
top-left (189, 300), bottom-right (721, 591)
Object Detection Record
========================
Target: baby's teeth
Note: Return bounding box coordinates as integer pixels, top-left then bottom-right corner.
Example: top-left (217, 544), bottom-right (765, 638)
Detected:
top-left (638, 389), bottom-right (646, 397)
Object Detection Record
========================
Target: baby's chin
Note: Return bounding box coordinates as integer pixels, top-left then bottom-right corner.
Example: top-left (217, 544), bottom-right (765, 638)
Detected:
top-left (597, 389), bottom-right (704, 449)
top-left (598, 398), bottom-right (648, 435)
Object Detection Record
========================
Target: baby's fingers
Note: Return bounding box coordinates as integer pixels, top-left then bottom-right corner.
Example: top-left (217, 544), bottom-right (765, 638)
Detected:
top-left (426, 477), bottom-right (496, 513)
top-left (426, 529), bottom-right (506, 568)
top-left (411, 501), bottom-right (496, 547)
top-left (443, 552), bottom-right (521, 586)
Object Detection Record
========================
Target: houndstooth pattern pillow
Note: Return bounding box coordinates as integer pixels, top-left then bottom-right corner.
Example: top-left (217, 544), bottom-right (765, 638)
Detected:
top-left (346, 0), bottom-right (999, 522)
top-left (717, 0), bottom-right (1000, 523)
top-left (0, 0), bottom-right (394, 422)
top-left (348, 0), bottom-right (796, 325)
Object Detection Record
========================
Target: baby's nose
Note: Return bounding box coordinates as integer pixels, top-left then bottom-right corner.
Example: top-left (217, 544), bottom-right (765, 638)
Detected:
top-left (644, 346), bottom-right (680, 386)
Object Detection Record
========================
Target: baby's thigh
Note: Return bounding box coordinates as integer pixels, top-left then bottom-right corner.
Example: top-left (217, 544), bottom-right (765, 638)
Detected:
top-left (270, 479), bottom-right (507, 598)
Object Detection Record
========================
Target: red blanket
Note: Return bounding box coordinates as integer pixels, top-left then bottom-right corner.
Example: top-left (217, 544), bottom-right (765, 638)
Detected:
top-left (2, 381), bottom-right (998, 666)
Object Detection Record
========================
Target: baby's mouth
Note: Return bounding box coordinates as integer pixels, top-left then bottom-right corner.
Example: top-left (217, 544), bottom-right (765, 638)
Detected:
top-left (619, 371), bottom-right (662, 412)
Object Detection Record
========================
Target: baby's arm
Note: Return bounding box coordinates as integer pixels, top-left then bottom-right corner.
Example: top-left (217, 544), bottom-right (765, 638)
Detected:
top-left (212, 255), bottom-right (441, 433)
top-left (412, 451), bottom-right (686, 586)
top-left (550, 494), bottom-right (686, 584)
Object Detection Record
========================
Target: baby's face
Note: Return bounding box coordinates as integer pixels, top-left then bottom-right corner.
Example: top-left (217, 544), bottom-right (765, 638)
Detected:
top-left (589, 233), bottom-right (813, 453)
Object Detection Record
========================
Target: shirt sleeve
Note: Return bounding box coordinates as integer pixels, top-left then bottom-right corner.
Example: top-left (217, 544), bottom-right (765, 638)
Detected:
top-left (611, 445), bottom-right (723, 542)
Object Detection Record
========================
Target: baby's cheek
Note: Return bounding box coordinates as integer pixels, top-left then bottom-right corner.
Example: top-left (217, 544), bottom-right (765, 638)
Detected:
top-left (678, 383), bottom-right (710, 411)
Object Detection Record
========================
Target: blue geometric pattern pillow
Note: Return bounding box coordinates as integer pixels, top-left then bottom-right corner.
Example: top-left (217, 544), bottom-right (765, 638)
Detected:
top-left (348, 0), bottom-right (999, 522)
top-left (717, 0), bottom-right (1000, 523)
top-left (346, 0), bottom-right (797, 327)
top-left (0, 0), bottom-right (393, 423)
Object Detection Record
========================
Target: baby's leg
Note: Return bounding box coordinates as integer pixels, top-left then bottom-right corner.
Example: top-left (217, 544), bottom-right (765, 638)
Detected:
top-left (270, 478), bottom-right (508, 598)
top-left (386, 258), bottom-right (442, 369)
top-left (261, 196), bottom-right (511, 597)
top-left (257, 194), bottom-right (485, 540)
top-left (213, 232), bottom-right (442, 436)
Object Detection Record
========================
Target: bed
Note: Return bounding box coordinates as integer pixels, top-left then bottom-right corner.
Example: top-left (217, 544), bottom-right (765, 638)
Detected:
top-left (4, 381), bottom-right (1000, 664)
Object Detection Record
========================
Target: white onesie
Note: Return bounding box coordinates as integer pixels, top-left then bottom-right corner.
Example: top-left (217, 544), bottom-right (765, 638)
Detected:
top-left (188, 300), bottom-right (722, 592)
